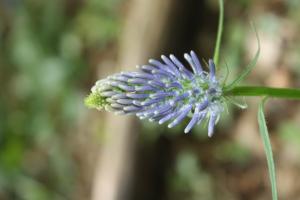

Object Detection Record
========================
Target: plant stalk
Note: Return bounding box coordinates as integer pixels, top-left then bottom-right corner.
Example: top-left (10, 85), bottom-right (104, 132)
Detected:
top-left (224, 86), bottom-right (300, 99)
top-left (213, 0), bottom-right (224, 66)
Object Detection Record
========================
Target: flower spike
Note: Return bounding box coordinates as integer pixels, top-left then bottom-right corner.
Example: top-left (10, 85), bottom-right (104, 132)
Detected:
top-left (85, 51), bottom-right (225, 137)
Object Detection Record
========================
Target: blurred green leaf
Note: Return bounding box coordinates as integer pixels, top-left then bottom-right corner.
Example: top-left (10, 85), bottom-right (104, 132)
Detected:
top-left (0, 0), bottom-right (123, 198)
top-left (278, 121), bottom-right (300, 148)
top-left (214, 141), bottom-right (251, 164)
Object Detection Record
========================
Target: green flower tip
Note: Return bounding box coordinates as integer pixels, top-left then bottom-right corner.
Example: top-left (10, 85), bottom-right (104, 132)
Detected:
top-left (84, 92), bottom-right (106, 109)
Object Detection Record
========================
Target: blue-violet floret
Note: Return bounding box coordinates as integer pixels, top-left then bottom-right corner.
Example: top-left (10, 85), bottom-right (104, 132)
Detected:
top-left (85, 51), bottom-right (225, 137)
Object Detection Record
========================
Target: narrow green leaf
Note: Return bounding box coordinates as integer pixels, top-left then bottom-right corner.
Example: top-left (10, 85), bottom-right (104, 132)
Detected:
top-left (224, 23), bottom-right (260, 91)
top-left (213, 0), bottom-right (224, 66)
top-left (221, 59), bottom-right (230, 86)
top-left (258, 97), bottom-right (278, 200)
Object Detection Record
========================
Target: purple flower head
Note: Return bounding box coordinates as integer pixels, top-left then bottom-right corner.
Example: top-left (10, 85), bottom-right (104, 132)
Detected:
top-left (85, 51), bottom-right (224, 137)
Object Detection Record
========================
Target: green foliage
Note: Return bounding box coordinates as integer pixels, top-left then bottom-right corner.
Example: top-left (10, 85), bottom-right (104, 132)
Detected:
top-left (0, 0), bottom-right (122, 198)
top-left (214, 141), bottom-right (251, 164)
top-left (278, 122), bottom-right (300, 146)
top-left (169, 151), bottom-right (214, 200)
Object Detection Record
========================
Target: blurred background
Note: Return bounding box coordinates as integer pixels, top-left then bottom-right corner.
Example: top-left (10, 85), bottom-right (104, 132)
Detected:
top-left (1, 0), bottom-right (300, 199)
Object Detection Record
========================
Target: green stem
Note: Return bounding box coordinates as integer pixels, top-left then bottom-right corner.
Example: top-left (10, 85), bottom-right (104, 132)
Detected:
top-left (213, 0), bottom-right (224, 66)
top-left (224, 86), bottom-right (300, 99)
